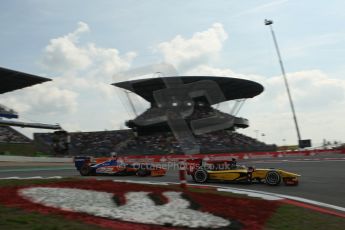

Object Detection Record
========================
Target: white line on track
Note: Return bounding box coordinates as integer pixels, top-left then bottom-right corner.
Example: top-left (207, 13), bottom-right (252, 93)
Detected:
top-left (216, 188), bottom-right (282, 201)
top-left (246, 159), bottom-right (345, 164)
top-left (112, 179), bottom-right (169, 185)
top-left (0, 176), bottom-right (63, 180)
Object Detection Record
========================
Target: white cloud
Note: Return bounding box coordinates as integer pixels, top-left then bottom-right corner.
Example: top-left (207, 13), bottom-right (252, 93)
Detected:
top-left (153, 23), bottom-right (345, 146)
top-left (286, 70), bottom-right (345, 110)
top-left (42, 22), bottom-right (91, 73)
top-left (41, 21), bottom-right (136, 78)
top-left (156, 23), bottom-right (228, 70)
top-left (0, 82), bottom-right (78, 115)
top-left (188, 65), bottom-right (345, 111)
top-left (1, 22), bottom-right (137, 134)
top-left (183, 65), bottom-right (345, 145)
top-left (4, 20), bottom-right (345, 146)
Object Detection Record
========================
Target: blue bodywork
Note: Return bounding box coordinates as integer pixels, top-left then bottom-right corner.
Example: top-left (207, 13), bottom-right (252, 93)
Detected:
top-left (74, 156), bottom-right (92, 171)
top-left (74, 156), bottom-right (137, 176)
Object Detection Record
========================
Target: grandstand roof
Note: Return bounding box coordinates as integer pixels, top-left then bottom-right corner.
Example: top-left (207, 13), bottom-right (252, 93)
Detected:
top-left (113, 76), bottom-right (264, 104)
top-left (0, 67), bottom-right (51, 94)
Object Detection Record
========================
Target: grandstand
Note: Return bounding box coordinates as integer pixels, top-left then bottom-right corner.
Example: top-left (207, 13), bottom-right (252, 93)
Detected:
top-left (126, 103), bottom-right (249, 134)
top-left (0, 67), bottom-right (62, 156)
top-left (34, 75), bottom-right (276, 156)
top-left (0, 66), bottom-right (51, 94)
top-left (112, 76), bottom-right (276, 154)
top-left (0, 126), bottom-right (31, 143)
top-left (34, 129), bottom-right (134, 156)
top-left (0, 67), bottom-right (61, 130)
top-left (0, 67), bottom-right (277, 156)
top-left (34, 128), bottom-right (275, 156)
top-left (118, 130), bottom-right (275, 155)
top-left (0, 66), bottom-right (52, 146)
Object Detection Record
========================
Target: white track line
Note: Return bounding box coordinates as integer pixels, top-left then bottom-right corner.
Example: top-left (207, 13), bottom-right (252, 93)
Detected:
top-left (112, 179), bottom-right (169, 185)
top-left (246, 159), bottom-right (345, 164)
top-left (0, 176), bottom-right (63, 180)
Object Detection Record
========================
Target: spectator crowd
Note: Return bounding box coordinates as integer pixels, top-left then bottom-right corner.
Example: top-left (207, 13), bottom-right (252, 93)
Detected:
top-left (3, 102), bottom-right (276, 156)
top-left (34, 130), bottom-right (133, 156)
top-left (33, 128), bottom-right (275, 156)
top-left (0, 126), bottom-right (31, 143)
top-left (118, 130), bottom-right (276, 155)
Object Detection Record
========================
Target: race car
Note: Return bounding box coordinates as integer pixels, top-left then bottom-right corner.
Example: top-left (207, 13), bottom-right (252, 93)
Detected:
top-left (186, 158), bottom-right (300, 185)
top-left (74, 156), bottom-right (166, 177)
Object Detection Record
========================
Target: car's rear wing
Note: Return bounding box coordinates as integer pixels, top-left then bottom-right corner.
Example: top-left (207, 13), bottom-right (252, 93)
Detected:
top-left (73, 156), bottom-right (92, 170)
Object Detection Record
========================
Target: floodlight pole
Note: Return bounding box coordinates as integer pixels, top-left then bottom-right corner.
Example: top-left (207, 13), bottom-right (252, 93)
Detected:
top-left (265, 19), bottom-right (302, 143)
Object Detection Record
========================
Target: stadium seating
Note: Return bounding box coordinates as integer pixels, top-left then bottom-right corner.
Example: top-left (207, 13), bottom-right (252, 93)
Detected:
top-left (34, 130), bottom-right (133, 156)
top-left (118, 130), bottom-right (276, 155)
top-left (0, 126), bottom-right (31, 143)
top-left (33, 103), bottom-right (276, 156)
top-left (131, 105), bottom-right (233, 126)
top-left (32, 92), bottom-right (276, 156)
top-left (33, 128), bottom-right (276, 156)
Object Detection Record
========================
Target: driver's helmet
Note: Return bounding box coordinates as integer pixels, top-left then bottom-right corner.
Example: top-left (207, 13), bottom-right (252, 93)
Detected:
top-left (230, 158), bottom-right (237, 169)
top-left (110, 152), bottom-right (118, 159)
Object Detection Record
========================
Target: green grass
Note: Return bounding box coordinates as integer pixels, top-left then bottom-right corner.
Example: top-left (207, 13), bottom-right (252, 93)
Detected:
top-left (265, 205), bottom-right (345, 230)
top-left (0, 143), bottom-right (51, 156)
top-left (0, 205), bottom-right (105, 230)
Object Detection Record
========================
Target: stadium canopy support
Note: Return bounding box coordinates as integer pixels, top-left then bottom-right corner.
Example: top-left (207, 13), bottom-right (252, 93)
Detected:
top-left (0, 119), bottom-right (61, 130)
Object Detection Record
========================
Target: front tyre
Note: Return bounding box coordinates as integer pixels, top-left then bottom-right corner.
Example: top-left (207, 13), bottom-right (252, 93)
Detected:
top-left (136, 169), bottom-right (150, 177)
top-left (193, 168), bottom-right (208, 183)
top-left (265, 171), bottom-right (281, 185)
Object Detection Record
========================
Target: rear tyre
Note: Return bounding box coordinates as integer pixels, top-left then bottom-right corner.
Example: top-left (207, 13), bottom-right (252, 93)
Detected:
top-left (265, 171), bottom-right (281, 185)
top-left (79, 165), bottom-right (92, 176)
top-left (136, 169), bottom-right (150, 177)
top-left (193, 168), bottom-right (208, 183)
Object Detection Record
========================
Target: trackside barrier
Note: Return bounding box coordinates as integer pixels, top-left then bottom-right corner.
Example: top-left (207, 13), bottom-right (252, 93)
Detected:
top-left (178, 160), bottom-right (187, 189)
top-left (2, 149), bottom-right (343, 163)
top-left (0, 155), bottom-right (72, 163)
top-left (0, 149), bottom-right (345, 163)
top-left (119, 149), bottom-right (345, 163)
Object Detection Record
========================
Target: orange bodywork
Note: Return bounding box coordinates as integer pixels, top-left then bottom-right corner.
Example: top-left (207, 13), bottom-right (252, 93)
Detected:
top-left (150, 168), bottom-right (167, 177)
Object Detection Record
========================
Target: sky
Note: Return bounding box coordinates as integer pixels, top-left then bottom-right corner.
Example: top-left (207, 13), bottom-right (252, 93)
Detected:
top-left (1, 0), bottom-right (345, 147)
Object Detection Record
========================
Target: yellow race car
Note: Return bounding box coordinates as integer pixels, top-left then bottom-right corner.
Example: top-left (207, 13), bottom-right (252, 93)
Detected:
top-left (186, 159), bottom-right (300, 186)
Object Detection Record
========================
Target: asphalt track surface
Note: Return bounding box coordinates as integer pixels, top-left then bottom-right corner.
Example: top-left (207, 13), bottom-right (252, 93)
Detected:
top-left (1, 153), bottom-right (345, 208)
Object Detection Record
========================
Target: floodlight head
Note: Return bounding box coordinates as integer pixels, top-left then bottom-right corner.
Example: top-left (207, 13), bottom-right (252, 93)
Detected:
top-left (264, 19), bottom-right (273, 25)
